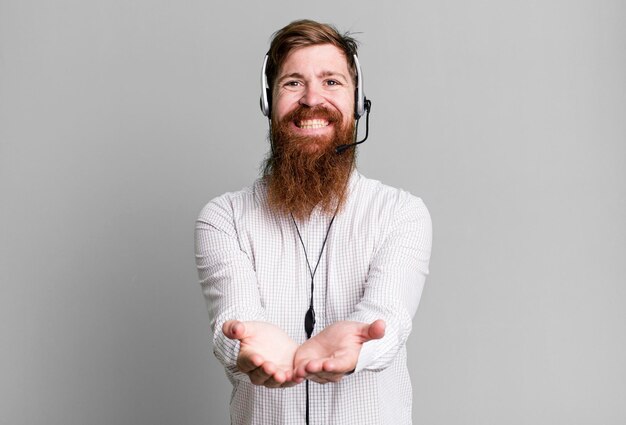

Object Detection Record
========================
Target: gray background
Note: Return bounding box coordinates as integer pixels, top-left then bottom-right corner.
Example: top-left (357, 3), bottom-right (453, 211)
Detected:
top-left (1, 0), bottom-right (625, 424)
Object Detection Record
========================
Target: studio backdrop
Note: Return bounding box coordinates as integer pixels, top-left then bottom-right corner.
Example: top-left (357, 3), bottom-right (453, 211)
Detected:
top-left (1, 0), bottom-right (625, 424)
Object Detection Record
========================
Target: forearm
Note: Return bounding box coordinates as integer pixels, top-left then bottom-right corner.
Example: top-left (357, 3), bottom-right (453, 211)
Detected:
top-left (349, 196), bottom-right (432, 372)
top-left (195, 199), bottom-right (266, 380)
top-left (349, 272), bottom-right (425, 372)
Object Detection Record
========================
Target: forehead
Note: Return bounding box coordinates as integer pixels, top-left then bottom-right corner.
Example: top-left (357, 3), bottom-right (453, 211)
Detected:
top-left (279, 44), bottom-right (351, 76)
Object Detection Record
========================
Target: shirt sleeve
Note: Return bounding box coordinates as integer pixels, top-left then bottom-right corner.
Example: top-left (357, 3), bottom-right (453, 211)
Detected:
top-left (195, 195), bottom-right (266, 382)
top-left (348, 194), bottom-right (432, 373)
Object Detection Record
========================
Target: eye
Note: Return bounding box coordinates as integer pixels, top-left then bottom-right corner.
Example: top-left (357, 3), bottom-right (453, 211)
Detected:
top-left (284, 80), bottom-right (301, 87)
top-left (325, 79), bottom-right (341, 86)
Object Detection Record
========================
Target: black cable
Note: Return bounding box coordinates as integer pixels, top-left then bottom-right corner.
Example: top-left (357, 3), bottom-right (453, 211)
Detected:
top-left (335, 99), bottom-right (372, 154)
top-left (291, 213), bottom-right (336, 425)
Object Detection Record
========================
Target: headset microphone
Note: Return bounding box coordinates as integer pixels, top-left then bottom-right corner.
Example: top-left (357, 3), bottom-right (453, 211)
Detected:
top-left (335, 99), bottom-right (371, 154)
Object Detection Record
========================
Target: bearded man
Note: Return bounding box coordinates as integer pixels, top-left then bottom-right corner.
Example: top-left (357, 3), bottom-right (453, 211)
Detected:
top-left (195, 19), bottom-right (432, 425)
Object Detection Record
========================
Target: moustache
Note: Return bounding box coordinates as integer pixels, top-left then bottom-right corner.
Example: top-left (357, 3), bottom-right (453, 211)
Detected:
top-left (282, 105), bottom-right (343, 125)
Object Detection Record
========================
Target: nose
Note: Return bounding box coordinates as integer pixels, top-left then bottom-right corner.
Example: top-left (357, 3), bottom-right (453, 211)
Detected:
top-left (299, 83), bottom-right (324, 108)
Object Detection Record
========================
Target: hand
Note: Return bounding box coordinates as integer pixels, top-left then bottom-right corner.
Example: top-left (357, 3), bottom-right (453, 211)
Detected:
top-left (293, 320), bottom-right (385, 384)
top-left (223, 320), bottom-right (299, 388)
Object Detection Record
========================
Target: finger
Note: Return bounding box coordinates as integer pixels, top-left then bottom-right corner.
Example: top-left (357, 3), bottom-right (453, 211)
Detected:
top-left (261, 361), bottom-right (277, 378)
top-left (295, 365), bottom-right (344, 384)
top-left (304, 358), bottom-right (325, 374)
top-left (294, 364), bottom-right (307, 379)
top-left (249, 369), bottom-right (269, 386)
top-left (278, 368), bottom-right (300, 387)
top-left (291, 375), bottom-right (306, 385)
top-left (321, 356), bottom-right (354, 374)
top-left (248, 361), bottom-right (276, 386)
top-left (266, 367), bottom-right (297, 388)
top-left (237, 352), bottom-right (264, 373)
top-left (262, 369), bottom-right (286, 388)
top-left (294, 359), bottom-right (322, 379)
top-left (312, 359), bottom-right (354, 383)
top-left (223, 320), bottom-right (246, 340)
top-left (293, 361), bottom-right (310, 381)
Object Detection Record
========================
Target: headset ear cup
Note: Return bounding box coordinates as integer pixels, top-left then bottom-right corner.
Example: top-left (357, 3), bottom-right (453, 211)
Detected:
top-left (354, 85), bottom-right (365, 118)
top-left (353, 54), bottom-right (365, 118)
top-left (260, 55), bottom-right (271, 117)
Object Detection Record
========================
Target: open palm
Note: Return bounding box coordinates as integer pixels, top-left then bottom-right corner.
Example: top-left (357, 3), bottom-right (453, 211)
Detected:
top-left (293, 320), bottom-right (385, 384)
top-left (223, 320), bottom-right (299, 388)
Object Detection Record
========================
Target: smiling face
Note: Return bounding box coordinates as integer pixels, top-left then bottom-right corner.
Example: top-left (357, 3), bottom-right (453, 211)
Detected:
top-left (263, 43), bottom-right (357, 219)
top-left (272, 44), bottom-right (355, 151)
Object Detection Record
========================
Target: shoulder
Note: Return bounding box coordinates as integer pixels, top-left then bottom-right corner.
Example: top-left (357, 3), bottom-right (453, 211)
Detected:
top-left (196, 179), bottom-right (268, 229)
top-left (351, 173), bottom-right (430, 223)
top-left (355, 174), bottom-right (432, 266)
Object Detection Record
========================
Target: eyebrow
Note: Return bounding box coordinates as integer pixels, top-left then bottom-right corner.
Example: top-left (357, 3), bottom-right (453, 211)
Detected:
top-left (277, 71), bottom-right (349, 84)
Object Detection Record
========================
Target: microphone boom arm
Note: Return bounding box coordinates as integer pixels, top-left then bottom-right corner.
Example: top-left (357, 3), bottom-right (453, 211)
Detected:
top-left (335, 99), bottom-right (372, 154)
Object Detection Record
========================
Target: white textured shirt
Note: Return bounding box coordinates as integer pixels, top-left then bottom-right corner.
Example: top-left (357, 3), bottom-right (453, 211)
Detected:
top-left (195, 171), bottom-right (432, 425)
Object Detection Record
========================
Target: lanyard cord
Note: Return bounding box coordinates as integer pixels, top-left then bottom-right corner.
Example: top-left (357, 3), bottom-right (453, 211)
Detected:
top-left (290, 212), bottom-right (336, 425)
top-left (291, 213), bottom-right (336, 338)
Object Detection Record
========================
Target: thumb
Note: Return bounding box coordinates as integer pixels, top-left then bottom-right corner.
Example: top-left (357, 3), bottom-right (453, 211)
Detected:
top-left (365, 319), bottom-right (385, 341)
top-left (223, 320), bottom-right (246, 340)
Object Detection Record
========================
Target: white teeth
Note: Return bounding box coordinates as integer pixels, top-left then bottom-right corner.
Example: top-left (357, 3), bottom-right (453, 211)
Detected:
top-left (297, 119), bottom-right (329, 129)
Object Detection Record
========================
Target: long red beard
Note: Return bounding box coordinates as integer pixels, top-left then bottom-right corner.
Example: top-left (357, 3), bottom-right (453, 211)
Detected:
top-left (263, 105), bottom-right (355, 220)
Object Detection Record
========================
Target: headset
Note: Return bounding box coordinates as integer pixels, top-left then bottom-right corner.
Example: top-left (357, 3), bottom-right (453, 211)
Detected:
top-left (260, 53), bottom-right (369, 120)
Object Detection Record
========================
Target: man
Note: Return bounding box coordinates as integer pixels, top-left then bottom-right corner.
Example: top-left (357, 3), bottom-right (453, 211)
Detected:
top-left (195, 19), bottom-right (432, 425)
